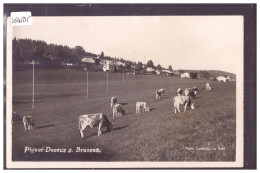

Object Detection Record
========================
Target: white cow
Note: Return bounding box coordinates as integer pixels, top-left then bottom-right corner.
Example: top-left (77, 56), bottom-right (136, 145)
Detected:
top-left (136, 102), bottom-right (150, 114)
top-left (173, 95), bottom-right (194, 114)
top-left (78, 113), bottom-right (113, 139)
top-left (112, 104), bottom-right (125, 120)
top-left (110, 97), bottom-right (117, 108)
top-left (23, 116), bottom-right (34, 131)
top-left (155, 88), bottom-right (165, 99)
top-left (206, 83), bottom-right (212, 90)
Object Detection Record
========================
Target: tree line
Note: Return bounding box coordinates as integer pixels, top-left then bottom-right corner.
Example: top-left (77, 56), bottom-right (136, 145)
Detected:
top-left (12, 38), bottom-right (98, 70)
top-left (12, 38), bottom-right (214, 79)
top-left (12, 38), bottom-right (173, 73)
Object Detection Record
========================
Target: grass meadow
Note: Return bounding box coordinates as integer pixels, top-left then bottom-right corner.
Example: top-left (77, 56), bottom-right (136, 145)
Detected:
top-left (11, 69), bottom-right (236, 161)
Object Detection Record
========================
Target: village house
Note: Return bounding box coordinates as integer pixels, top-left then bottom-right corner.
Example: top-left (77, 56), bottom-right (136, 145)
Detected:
top-left (181, 72), bottom-right (190, 78)
top-left (162, 69), bottom-right (173, 76)
top-left (146, 67), bottom-right (155, 75)
top-left (100, 59), bottom-right (115, 72)
top-left (217, 76), bottom-right (230, 82)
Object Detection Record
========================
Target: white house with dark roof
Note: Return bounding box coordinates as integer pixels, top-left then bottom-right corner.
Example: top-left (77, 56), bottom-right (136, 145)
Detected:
top-left (81, 56), bottom-right (95, 64)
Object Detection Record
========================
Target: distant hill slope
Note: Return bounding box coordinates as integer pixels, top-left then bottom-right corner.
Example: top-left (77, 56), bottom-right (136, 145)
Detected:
top-left (207, 70), bottom-right (236, 78)
top-left (182, 70), bottom-right (236, 78)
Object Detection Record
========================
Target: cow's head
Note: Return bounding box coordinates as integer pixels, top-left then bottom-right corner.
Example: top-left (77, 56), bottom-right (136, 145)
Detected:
top-left (145, 106), bottom-right (150, 112)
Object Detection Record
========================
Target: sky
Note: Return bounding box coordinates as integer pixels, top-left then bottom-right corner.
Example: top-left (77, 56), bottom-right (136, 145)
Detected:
top-left (11, 16), bottom-right (243, 74)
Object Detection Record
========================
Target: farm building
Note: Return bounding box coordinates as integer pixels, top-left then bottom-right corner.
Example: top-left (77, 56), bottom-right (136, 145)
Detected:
top-left (217, 76), bottom-right (230, 82)
top-left (172, 70), bottom-right (180, 76)
top-left (80, 56), bottom-right (97, 71)
top-left (81, 57), bottom-right (95, 64)
top-left (155, 70), bottom-right (161, 75)
top-left (115, 61), bottom-right (125, 67)
top-left (162, 69), bottom-right (173, 76)
top-left (146, 67), bottom-right (155, 72)
top-left (146, 67), bottom-right (156, 74)
top-left (61, 61), bottom-right (77, 67)
top-left (101, 60), bottom-right (115, 72)
top-left (181, 72), bottom-right (190, 78)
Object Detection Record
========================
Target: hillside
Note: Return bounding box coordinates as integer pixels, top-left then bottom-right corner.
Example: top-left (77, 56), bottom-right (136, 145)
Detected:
top-left (181, 69), bottom-right (235, 78)
top-left (207, 70), bottom-right (236, 78)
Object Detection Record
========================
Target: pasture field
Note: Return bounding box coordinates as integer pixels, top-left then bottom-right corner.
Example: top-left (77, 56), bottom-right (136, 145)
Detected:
top-left (11, 69), bottom-right (236, 161)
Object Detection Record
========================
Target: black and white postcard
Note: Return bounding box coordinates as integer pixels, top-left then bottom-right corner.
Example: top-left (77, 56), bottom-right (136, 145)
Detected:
top-left (4, 4), bottom-right (256, 169)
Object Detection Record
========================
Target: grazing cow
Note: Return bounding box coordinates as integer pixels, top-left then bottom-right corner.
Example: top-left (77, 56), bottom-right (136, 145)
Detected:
top-left (206, 83), bottom-right (212, 90)
top-left (112, 104), bottom-right (125, 120)
top-left (78, 113), bottom-right (113, 139)
top-left (136, 102), bottom-right (150, 114)
top-left (110, 97), bottom-right (117, 108)
top-left (23, 116), bottom-right (34, 131)
top-left (177, 88), bottom-right (183, 96)
top-left (155, 88), bottom-right (165, 99)
top-left (12, 112), bottom-right (22, 124)
top-left (173, 95), bottom-right (194, 114)
top-left (184, 88), bottom-right (192, 97)
top-left (192, 87), bottom-right (198, 94)
top-left (155, 90), bottom-right (162, 99)
top-left (184, 87), bottom-right (198, 98)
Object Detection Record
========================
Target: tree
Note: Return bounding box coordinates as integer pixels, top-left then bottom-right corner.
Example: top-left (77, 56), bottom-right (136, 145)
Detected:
top-left (147, 60), bottom-right (154, 68)
top-left (117, 65), bottom-right (124, 73)
top-left (201, 71), bottom-right (210, 79)
top-left (100, 51), bottom-right (104, 59)
top-left (12, 38), bottom-right (23, 63)
top-left (136, 61), bottom-right (143, 71)
top-left (190, 72), bottom-right (198, 79)
top-left (156, 64), bottom-right (162, 71)
top-left (125, 63), bottom-right (131, 72)
top-left (95, 58), bottom-right (100, 65)
top-left (168, 65), bottom-right (173, 71)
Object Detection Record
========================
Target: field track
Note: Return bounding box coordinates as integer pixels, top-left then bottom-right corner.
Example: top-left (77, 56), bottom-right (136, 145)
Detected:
top-left (12, 69), bottom-right (236, 161)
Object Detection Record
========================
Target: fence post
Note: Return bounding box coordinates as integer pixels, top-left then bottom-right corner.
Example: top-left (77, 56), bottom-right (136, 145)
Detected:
top-left (107, 73), bottom-right (108, 94)
top-left (87, 71), bottom-right (88, 100)
top-left (32, 60), bottom-right (34, 109)
top-left (117, 71), bottom-right (119, 87)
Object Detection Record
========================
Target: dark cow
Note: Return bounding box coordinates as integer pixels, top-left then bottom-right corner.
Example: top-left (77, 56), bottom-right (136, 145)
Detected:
top-left (23, 116), bottom-right (34, 131)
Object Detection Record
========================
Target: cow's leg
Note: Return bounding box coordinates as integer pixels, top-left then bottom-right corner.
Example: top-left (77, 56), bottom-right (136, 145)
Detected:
top-left (112, 111), bottom-right (115, 120)
top-left (98, 123), bottom-right (102, 136)
top-left (184, 103), bottom-right (188, 112)
top-left (79, 121), bottom-right (87, 139)
top-left (177, 105), bottom-right (181, 113)
top-left (23, 122), bottom-right (27, 131)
